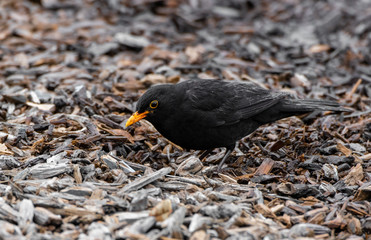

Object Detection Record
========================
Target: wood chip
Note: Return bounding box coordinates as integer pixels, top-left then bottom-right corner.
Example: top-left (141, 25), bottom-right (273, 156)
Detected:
top-left (254, 158), bottom-right (275, 176)
top-left (118, 167), bottom-right (172, 194)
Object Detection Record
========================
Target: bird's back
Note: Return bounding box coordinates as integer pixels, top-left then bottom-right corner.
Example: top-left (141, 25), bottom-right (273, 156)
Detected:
top-left (155, 79), bottom-right (280, 149)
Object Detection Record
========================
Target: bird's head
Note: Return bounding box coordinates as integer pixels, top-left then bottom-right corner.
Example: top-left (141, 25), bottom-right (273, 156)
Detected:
top-left (125, 84), bottom-right (174, 127)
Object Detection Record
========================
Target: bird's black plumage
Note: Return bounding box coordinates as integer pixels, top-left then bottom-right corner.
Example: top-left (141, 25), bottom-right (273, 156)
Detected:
top-left (126, 79), bottom-right (348, 171)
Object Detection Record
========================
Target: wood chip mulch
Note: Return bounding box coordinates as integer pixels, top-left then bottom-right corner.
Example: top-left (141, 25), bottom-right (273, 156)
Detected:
top-left (0, 0), bottom-right (370, 239)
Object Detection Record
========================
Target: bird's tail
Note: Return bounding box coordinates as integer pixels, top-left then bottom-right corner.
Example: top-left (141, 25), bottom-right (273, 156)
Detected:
top-left (254, 98), bottom-right (351, 124)
top-left (279, 99), bottom-right (351, 113)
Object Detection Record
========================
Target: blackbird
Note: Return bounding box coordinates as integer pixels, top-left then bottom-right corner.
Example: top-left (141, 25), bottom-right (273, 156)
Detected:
top-left (126, 79), bottom-right (348, 171)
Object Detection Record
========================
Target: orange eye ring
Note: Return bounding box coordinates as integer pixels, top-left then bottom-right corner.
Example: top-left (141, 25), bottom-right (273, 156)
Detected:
top-left (150, 100), bottom-right (158, 109)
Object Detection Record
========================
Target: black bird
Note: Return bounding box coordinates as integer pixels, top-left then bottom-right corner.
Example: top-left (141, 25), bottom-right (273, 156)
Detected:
top-left (126, 79), bottom-right (348, 171)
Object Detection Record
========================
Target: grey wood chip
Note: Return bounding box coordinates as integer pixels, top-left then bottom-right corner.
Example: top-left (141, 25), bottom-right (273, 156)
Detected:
top-left (192, 192), bottom-right (208, 203)
top-left (47, 152), bottom-right (68, 164)
top-left (155, 181), bottom-right (188, 191)
top-left (128, 216), bottom-right (156, 234)
top-left (49, 192), bottom-right (87, 201)
top-left (111, 211), bottom-right (149, 222)
top-left (29, 163), bottom-right (72, 179)
top-left (128, 188), bottom-right (162, 199)
top-left (18, 199), bottom-right (34, 226)
top-left (115, 32), bottom-right (150, 48)
top-left (189, 214), bottom-right (213, 233)
top-left (161, 207), bottom-right (186, 234)
top-left (118, 167), bottom-right (172, 194)
top-left (0, 155), bottom-right (21, 170)
top-left (34, 207), bottom-right (62, 226)
top-left (207, 191), bottom-right (240, 202)
top-left (102, 154), bottom-right (120, 170)
top-left (288, 223), bottom-right (331, 238)
top-left (108, 153), bottom-right (148, 172)
top-left (60, 186), bottom-right (93, 197)
top-left (103, 154), bottom-right (136, 174)
top-left (0, 220), bottom-right (23, 239)
top-left (0, 198), bottom-right (19, 222)
top-left (175, 156), bottom-right (203, 176)
top-left (128, 189), bottom-right (150, 212)
top-left (13, 168), bottom-right (30, 181)
top-left (0, 184), bottom-right (9, 193)
top-left (86, 222), bottom-right (112, 240)
top-left (22, 194), bottom-right (65, 208)
top-left (223, 208), bottom-right (242, 228)
top-left (166, 175), bottom-right (205, 186)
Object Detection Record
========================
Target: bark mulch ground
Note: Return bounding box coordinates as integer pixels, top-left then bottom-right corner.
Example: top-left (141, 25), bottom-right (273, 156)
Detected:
top-left (0, 0), bottom-right (370, 239)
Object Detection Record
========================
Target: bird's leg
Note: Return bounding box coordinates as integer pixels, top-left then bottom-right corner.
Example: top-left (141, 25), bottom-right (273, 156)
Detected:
top-left (199, 149), bottom-right (212, 160)
top-left (217, 147), bottom-right (234, 172)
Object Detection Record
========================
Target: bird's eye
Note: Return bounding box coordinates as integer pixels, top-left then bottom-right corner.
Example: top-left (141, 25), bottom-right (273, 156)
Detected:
top-left (149, 100), bottom-right (158, 109)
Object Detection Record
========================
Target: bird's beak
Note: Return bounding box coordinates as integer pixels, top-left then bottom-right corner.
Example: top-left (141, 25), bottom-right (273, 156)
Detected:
top-left (125, 111), bottom-right (149, 127)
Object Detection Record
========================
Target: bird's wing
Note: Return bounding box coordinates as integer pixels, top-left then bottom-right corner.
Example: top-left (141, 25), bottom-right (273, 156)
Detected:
top-left (183, 80), bottom-right (286, 127)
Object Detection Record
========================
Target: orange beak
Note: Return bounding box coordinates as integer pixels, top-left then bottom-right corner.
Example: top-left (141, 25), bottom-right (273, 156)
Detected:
top-left (125, 111), bottom-right (149, 127)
